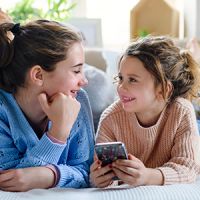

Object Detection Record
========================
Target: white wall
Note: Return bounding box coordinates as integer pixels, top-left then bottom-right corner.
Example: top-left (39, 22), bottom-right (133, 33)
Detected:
top-left (1, 0), bottom-right (200, 47)
top-left (184, 0), bottom-right (200, 40)
top-left (82, 0), bottom-right (139, 50)
top-left (184, 0), bottom-right (197, 39)
top-left (71, 0), bottom-right (187, 49)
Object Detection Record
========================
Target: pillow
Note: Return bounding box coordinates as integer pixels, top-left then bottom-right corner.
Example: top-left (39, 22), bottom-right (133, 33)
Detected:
top-left (102, 50), bottom-right (121, 79)
top-left (85, 48), bottom-right (107, 71)
top-left (84, 64), bottom-right (116, 131)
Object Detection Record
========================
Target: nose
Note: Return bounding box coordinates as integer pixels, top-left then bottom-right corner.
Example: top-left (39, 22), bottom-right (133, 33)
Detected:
top-left (79, 74), bottom-right (88, 87)
top-left (118, 81), bottom-right (128, 91)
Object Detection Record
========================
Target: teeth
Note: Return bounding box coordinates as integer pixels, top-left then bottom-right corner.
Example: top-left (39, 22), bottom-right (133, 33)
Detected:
top-left (123, 97), bottom-right (133, 101)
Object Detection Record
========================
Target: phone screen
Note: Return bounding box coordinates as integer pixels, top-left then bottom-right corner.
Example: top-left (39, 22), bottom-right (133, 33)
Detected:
top-left (95, 142), bottom-right (128, 167)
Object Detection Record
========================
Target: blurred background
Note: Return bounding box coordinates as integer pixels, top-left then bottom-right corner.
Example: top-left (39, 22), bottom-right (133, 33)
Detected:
top-left (1, 0), bottom-right (199, 50)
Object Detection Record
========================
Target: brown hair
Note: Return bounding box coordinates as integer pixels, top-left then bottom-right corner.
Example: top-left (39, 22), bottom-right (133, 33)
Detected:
top-left (0, 19), bottom-right (82, 93)
top-left (120, 36), bottom-right (200, 102)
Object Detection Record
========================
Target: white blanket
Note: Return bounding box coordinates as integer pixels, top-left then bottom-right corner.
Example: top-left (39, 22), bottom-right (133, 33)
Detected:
top-left (1, 178), bottom-right (200, 200)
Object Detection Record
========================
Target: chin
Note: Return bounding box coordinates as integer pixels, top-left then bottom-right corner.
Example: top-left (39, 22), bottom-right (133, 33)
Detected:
top-left (71, 93), bottom-right (77, 98)
top-left (122, 104), bottom-right (135, 112)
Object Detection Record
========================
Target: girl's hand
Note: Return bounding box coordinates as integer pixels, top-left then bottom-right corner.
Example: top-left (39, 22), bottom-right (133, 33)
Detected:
top-left (38, 92), bottom-right (80, 142)
top-left (90, 155), bottom-right (116, 188)
top-left (112, 154), bottom-right (163, 186)
top-left (0, 167), bottom-right (54, 192)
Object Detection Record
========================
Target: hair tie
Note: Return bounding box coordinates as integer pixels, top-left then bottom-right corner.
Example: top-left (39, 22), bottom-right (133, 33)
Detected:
top-left (10, 23), bottom-right (21, 36)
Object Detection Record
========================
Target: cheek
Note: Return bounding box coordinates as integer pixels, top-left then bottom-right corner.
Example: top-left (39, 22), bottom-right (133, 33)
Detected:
top-left (117, 85), bottom-right (124, 95)
top-left (117, 85), bottom-right (120, 93)
top-left (64, 77), bottom-right (79, 86)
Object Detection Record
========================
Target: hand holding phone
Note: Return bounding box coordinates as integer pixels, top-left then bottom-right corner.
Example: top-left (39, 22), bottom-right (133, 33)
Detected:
top-left (95, 142), bottom-right (128, 167)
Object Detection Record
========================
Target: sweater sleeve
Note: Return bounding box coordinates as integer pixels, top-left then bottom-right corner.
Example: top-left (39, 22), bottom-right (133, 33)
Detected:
top-left (53, 90), bottom-right (95, 188)
top-left (0, 89), bottom-right (95, 188)
top-left (96, 111), bottom-right (117, 143)
top-left (0, 122), bottom-right (22, 169)
top-left (158, 105), bottom-right (200, 184)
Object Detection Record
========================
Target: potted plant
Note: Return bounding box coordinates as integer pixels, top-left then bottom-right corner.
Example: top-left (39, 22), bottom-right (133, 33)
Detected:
top-left (8, 0), bottom-right (76, 23)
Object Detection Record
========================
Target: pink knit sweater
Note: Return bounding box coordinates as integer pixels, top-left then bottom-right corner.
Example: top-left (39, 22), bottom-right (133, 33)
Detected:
top-left (96, 97), bottom-right (200, 184)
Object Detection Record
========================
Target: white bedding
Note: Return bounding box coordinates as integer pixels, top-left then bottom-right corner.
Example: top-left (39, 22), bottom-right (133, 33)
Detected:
top-left (1, 178), bottom-right (200, 200)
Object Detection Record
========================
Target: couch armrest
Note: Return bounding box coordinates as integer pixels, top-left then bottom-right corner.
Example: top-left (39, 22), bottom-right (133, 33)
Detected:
top-left (85, 48), bottom-right (107, 71)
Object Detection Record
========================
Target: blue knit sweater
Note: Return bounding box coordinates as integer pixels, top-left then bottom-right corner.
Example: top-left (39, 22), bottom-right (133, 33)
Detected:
top-left (0, 89), bottom-right (94, 188)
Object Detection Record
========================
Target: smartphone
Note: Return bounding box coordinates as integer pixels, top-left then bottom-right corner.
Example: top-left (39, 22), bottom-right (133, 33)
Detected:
top-left (95, 142), bottom-right (128, 167)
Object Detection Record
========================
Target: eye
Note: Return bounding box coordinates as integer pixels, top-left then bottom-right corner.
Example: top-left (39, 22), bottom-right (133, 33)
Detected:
top-left (74, 70), bottom-right (81, 74)
top-left (128, 77), bottom-right (137, 83)
top-left (113, 75), bottom-right (123, 84)
top-left (73, 66), bottom-right (82, 74)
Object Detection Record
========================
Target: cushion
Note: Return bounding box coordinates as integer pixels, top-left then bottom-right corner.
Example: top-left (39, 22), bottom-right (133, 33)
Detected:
top-left (85, 48), bottom-right (107, 71)
top-left (84, 64), bottom-right (116, 131)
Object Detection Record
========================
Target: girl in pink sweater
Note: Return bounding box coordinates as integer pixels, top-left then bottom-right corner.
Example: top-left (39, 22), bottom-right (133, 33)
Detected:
top-left (90, 36), bottom-right (200, 188)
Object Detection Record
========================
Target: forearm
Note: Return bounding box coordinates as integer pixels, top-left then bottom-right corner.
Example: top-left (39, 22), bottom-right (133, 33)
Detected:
top-left (0, 166), bottom-right (55, 192)
top-left (31, 166), bottom-right (55, 189)
top-left (146, 168), bottom-right (164, 185)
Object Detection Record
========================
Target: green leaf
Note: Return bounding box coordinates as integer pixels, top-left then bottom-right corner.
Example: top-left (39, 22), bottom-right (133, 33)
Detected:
top-left (8, 0), bottom-right (76, 23)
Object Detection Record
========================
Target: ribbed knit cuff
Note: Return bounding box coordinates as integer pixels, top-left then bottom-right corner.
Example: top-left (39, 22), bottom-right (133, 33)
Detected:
top-left (56, 165), bottom-right (88, 188)
top-left (30, 134), bottom-right (66, 164)
top-left (157, 167), bottom-right (179, 185)
top-left (47, 132), bottom-right (65, 144)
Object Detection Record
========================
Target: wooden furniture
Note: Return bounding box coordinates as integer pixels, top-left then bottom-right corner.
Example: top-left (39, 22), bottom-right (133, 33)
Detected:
top-left (130, 0), bottom-right (179, 39)
top-left (0, 9), bottom-right (12, 24)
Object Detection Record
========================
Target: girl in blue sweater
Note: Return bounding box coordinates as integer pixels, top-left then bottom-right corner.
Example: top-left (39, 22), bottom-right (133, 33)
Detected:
top-left (0, 20), bottom-right (94, 191)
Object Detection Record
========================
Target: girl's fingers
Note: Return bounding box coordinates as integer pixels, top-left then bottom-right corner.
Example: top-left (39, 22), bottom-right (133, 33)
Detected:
top-left (113, 159), bottom-right (141, 169)
top-left (97, 180), bottom-right (113, 188)
top-left (128, 154), bottom-right (141, 162)
top-left (112, 168), bottom-right (135, 184)
top-left (0, 172), bottom-right (16, 189)
top-left (96, 164), bottom-right (112, 177)
top-left (0, 171), bottom-right (14, 183)
top-left (0, 185), bottom-right (23, 192)
top-left (0, 179), bottom-right (15, 188)
top-left (95, 171), bottom-right (115, 185)
top-left (91, 164), bottom-right (115, 187)
top-left (90, 160), bottom-right (100, 172)
top-left (93, 152), bottom-right (99, 161)
top-left (113, 154), bottom-right (144, 169)
top-left (112, 165), bottom-right (139, 177)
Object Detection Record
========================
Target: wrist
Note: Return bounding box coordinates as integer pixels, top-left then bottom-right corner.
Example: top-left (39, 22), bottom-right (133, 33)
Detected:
top-left (48, 125), bottom-right (71, 142)
top-left (42, 167), bottom-right (55, 189)
top-left (45, 165), bottom-right (59, 188)
top-left (47, 132), bottom-right (65, 144)
top-left (145, 168), bottom-right (164, 185)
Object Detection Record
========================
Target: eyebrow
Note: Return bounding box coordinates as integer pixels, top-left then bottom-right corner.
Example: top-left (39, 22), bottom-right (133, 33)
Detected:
top-left (119, 73), bottom-right (140, 78)
top-left (71, 63), bottom-right (83, 68)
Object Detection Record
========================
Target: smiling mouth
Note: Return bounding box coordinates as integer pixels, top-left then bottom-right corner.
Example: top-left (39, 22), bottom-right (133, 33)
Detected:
top-left (71, 90), bottom-right (79, 97)
top-left (121, 96), bottom-right (135, 103)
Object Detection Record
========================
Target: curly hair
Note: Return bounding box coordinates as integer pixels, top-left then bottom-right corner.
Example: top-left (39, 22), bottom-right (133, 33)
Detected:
top-left (120, 36), bottom-right (200, 102)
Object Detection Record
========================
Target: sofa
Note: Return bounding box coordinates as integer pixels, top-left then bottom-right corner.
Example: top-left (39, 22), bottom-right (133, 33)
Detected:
top-left (84, 48), bottom-right (120, 131)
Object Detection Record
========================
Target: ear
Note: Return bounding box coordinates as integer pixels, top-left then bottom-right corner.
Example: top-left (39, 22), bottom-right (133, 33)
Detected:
top-left (155, 84), bottom-right (163, 100)
top-left (166, 81), bottom-right (173, 99)
top-left (156, 81), bottom-right (173, 101)
top-left (29, 65), bottom-right (44, 86)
